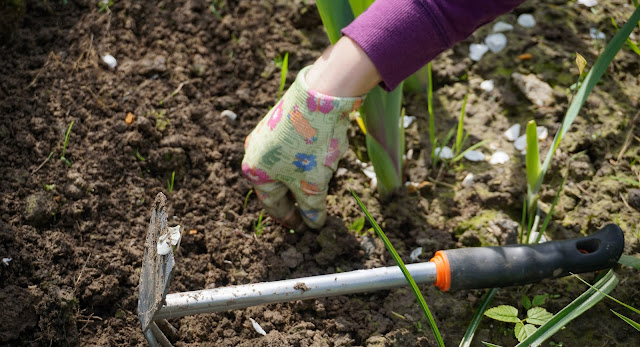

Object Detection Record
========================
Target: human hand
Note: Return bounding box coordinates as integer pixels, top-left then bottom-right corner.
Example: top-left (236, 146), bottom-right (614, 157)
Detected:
top-left (242, 66), bottom-right (364, 229)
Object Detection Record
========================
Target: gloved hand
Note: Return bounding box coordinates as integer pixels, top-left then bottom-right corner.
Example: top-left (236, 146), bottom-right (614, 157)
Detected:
top-left (242, 66), bottom-right (365, 229)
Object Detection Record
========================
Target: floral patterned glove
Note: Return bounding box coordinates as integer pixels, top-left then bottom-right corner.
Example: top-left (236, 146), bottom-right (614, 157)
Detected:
top-left (242, 66), bottom-right (364, 229)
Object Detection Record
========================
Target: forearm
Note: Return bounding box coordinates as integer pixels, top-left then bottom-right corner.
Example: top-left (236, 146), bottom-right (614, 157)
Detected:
top-left (342, 0), bottom-right (526, 91)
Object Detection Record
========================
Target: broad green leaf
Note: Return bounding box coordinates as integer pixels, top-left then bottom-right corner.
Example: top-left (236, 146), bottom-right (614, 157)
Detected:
top-left (348, 0), bottom-right (373, 17)
top-left (515, 322), bottom-right (537, 342)
top-left (532, 294), bottom-right (548, 307)
top-left (618, 254), bottom-right (640, 269)
top-left (351, 190), bottom-right (445, 347)
top-left (484, 305), bottom-right (521, 323)
top-left (316, 1), bottom-right (354, 44)
top-left (522, 294), bottom-right (532, 310)
top-left (537, 5), bottom-right (640, 193)
top-left (517, 270), bottom-right (619, 346)
top-left (526, 307), bottom-right (553, 325)
top-left (575, 53), bottom-right (587, 76)
top-left (611, 310), bottom-right (640, 331)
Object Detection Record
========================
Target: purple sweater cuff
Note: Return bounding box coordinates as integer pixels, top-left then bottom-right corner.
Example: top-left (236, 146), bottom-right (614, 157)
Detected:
top-left (342, 0), bottom-right (524, 91)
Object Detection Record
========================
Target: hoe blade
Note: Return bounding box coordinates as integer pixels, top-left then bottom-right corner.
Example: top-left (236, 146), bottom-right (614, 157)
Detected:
top-left (138, 193), bottom-right (175, 332)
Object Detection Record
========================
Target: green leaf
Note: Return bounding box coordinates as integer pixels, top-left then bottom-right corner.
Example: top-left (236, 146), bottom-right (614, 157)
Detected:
top-left (526, 307), bottom-right (553, 326)
top-left (611, 310), bottom-right (640, 332)
top-left (348, 0), bottom-right (373, 17)
top-left (484, 305), bottom-right (521, 323)
top-left (515, 322), bottom-right (538, 343)
top-left (348, 216), bottom-right (365, 234)
top-left (481, 342), bottom-right (504, 347)
top-left (532, 294), bottom-right (548, 307)
top-left (522, 294), bottom-right (532, 310)
top-left (618, 254), bottom-right (640, 269)
top-left (572, 273), bottom-right (640, 316)
top-left (351, 190), bottom-right (444, 347)
top-left (526, 120), bottom-right (541, 194)
top-left (454, 94), bottom-right (468, 156)
top-left (516, 269), bottom-right (619, 346)
top-left (316, 0), bottom-right (354, 44)
top-left (537, 5), bottom-right (640, 193)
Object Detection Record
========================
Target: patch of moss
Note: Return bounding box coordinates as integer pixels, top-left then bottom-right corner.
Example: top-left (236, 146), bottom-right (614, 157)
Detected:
top-left (455, 209), bottom-right (501, 235)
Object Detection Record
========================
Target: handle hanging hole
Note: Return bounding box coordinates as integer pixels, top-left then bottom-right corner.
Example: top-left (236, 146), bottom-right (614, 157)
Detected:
top-left (576, 239), bottom-right (601, 254)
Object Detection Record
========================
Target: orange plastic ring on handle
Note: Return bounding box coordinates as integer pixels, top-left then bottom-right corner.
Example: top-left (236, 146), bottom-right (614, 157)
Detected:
top-left (430, 250), bottom-right (451, 292)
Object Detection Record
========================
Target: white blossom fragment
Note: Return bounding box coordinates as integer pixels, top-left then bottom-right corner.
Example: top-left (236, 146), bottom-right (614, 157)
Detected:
top-left (514, 134), bottom-right (527, 152)
top-left (464, 150), bottom-right (485, 162)
top-left (493, 21), bottom-right (514, 33)
top-left (462, 173), bottom-right (475, 187)
top-left (469, 43), bottom-right (489, 61)
top-left (485, 33), bottom-right (507, 53)
top-left (504, 124), bottom-right (521, 141)
top-left (102, 54), bottom-right (117, 69)
top-left (589, 28), bottom-right (606, 40)
top-left (221, 110), bottom-right (238, 121)
top-left (489, 151), bottom-right (510, 164)
top-left (362, 165), bottom-right (378, 189)
top-left (517, 14), bottom-right (536, 28)
top-left (2, 258), bottom-right (12, 266)
top-left (403, 115), bottom-right (416, 128)
top-left (410, 247), bottom-right (423, 262)
top-left (249, 318), bottom-right (267, 336)
top-left (536, 126), bottom-right (548, 140)
top-left (435, 146), bottom-right (454, 159)
top-left (480, 80), bottom-right (494, 92)
top-left (578, 0), bottom-right (598, 7)
top-left (157, 225), bottom-right (182, 256)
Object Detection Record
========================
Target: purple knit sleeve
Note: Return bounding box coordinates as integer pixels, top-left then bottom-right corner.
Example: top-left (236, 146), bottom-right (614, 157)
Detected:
top-left (342, 0), bottom-right (525, 91)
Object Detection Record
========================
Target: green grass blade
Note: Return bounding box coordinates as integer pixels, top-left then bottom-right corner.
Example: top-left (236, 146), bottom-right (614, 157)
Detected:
top-left (277, 52), bottom-right (288, 98)
top-left (526, 120), bottom-right (541, 195)
top-left (460, 288), bottom-right (499, 347)
top-left (618, 254), bottom-right (640, 269)
top-left (611, 16), bottom-right (640, 56)
top-left (572, 274), bottom-right (640, 316)
top-left (611, 310), bottom-right (640, 331)
top-left (611, 175), bottom-right (640, 187)
top-left (452, 139), bottom-right (489, 162)
top-left (348, 0), bottom-right (373, 17)
top-left (534, 175), bottom-right (565, 244)
top-left (455, 94), bottom-right (468, 156)
top-left (351, 190), bottom-right (445, 347)
top-left (537, 5), bottom-right (640, 193)
top-left (519, 197), bottom-right (527, 244)
top-left (61, 120), bottom-right (75, 159)
top-left (316, 0), bottom-right (354, 44)
top-left (516, 270), bottom-right (619, 346)
top-left (427, 63), bottom-right (436, 163)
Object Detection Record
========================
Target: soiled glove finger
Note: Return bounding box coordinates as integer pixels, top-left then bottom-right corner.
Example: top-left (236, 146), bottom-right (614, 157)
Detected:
top-left (242, 66), bottom-right (365, 229)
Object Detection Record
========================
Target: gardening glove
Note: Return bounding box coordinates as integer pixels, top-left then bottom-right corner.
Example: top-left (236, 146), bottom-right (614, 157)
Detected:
top-left (242, 66), bottom-right (365, 229)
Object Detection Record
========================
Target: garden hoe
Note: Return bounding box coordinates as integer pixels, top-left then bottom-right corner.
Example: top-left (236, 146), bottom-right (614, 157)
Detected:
top-left (138, 193), bottom-right (624, 346)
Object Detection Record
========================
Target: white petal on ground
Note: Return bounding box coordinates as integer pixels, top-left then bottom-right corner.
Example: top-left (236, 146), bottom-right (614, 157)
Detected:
top-left (489, 151), bottom-right (510, 164)
top-left (589, 28), bottom-right (606, 40)
top-left (462, 173), bottom-right (475, 187)
top-left (464, 150), bottom-right (485, 162)
top-left (469, 43), bottom-right (489, 61)
top-left (536, 126), bottom-right (548, 140)
top-left (249, 318), bottom-right (267, 336)
top-left (480, 80), bottom-right (494, 92)
top-left (221, 110), bottom-right (238, 121)
top-left (403, 115), bottom-right (416, 128)
top-left (504, 124), bottom-right (521, 141)
top-left (578, 0), bottom-right (598, 7)
top-left (485, 33), bottom-right (507, 53)
top-left (362, 165), bottom-right (377, 179)
top-left (493, 21), bottom-right (514, 33)
top-left (517, 14), bottom-right (536, 28)
top-left (102, 54), bottom-right (117, 69)
top-left (435, 146), bottom-right (454, 159)
top-left (1, 258), bottom-right (12, 266)
top-left (514, 134), bottom-right (527, 151)
top-left (410, 247), bottom-right (423, 262)
top-left (406, 148), bottom-right (414, 161)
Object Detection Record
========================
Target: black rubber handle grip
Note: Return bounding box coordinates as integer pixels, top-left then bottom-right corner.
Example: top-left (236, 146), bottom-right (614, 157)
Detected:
top-left (442, 224), bottom-right (624, 291)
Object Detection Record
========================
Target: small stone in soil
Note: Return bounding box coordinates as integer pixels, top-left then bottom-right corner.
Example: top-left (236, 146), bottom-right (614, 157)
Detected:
top-left (504, 124), bottom-right (520, 141)
top-left (480, 79), bottom-right (494, 92)
top-left (511, 72), bottom-right (554, 107)
top-left (435, 146), bottom-right (454, 159)
top-left (492, 21), bottom-right (514, 32)
top-left (485, 33), bottom-right (507, 53)
top-left (220, 109), bottom-right (237, 121)
top-left (578, 0), bottom-right (598, 7)
top-left (462, 173), bottom-right (475, 187)
top-left (469, 43), bottom-right (489, 61)
top-left (628, 189), bottom-right (640, 210)
top-left (489, 151), bottom-right (510, 164)
top-left (464, 150), bottom-right (485, 162)
top-left (517, 14), bottom-right (536, 28)
top-left (249, 318), bottom-right (267, 336)
top-left (410, 247), bottom-right (422, 262)
top-left (24, 192), bottom-right (57, 227)
top-left (101, 54), bottom-right (117, 69)
top-left (514, 134), bottom-right (527, 152)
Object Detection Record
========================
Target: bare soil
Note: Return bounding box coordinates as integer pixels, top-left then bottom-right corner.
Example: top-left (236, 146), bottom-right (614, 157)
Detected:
top-left (1, 0), bottom-right (639, 346)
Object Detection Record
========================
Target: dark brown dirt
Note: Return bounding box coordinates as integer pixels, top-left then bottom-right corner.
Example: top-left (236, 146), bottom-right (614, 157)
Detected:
top-left (1, 0), bottom-right (639, 346)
